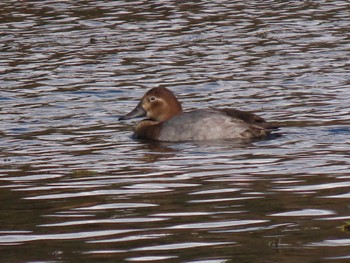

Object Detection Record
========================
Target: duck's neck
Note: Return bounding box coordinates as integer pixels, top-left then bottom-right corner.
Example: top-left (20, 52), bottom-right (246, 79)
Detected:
top-left (135, 120), bottom-right (161, 140)
top-left (162, 102), bottom-right (183, 121)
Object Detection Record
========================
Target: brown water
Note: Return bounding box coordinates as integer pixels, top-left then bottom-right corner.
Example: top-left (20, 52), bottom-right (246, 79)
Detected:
top-left (1, 0), bottom-right (350, 262)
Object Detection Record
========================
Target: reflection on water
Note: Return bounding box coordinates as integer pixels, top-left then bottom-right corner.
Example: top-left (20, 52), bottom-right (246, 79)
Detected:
top-left (1, 0), bottom-right (350, 262)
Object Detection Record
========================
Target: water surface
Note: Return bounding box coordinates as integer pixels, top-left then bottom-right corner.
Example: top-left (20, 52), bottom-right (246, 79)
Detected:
top-left (1, 0), bottom-right (350, 262)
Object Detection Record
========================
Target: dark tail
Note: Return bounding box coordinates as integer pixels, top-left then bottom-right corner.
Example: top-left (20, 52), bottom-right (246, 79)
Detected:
top-left (220, 108), bottom-right (279, 130)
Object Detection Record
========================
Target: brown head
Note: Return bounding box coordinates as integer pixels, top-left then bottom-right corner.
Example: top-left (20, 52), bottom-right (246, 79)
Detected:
top-left (119, 87), bottom-right (183, 122)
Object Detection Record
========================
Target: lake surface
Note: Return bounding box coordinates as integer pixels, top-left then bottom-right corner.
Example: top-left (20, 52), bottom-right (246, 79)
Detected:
top-left (1, 0), bottom-right (350, 262)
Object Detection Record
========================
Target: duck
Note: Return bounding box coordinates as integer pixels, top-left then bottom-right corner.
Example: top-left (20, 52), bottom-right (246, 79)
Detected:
top-left (119, 87), bottom-right (278, 142)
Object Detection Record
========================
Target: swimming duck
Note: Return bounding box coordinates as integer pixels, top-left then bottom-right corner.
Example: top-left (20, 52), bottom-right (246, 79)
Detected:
top-left (119, 87), bottom-right (278, 142)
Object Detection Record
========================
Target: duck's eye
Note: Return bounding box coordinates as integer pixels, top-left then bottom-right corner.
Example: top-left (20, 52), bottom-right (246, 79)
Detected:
top-left (150, 96), bottom-right (156, 102)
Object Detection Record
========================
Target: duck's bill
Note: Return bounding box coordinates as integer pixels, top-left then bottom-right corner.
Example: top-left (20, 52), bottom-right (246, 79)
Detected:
top-left (119, 104), bottom-right (146, 120)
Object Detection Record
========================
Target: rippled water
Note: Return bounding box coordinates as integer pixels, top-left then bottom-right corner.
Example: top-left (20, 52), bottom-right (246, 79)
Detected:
top-left (1, 0), bottom-right (350, 262)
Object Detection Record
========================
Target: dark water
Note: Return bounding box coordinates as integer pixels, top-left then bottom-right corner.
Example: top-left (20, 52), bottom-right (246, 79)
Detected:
top-left (1, 0), bottom-right (350, 262)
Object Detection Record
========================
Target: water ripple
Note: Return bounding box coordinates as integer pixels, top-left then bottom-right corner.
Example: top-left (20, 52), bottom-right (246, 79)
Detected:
top-left (1, 0), bottom-right (350, 262)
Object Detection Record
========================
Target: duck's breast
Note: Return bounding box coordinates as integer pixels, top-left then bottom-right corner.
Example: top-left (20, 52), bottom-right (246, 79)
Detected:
top-left (158, 109), bottom-right (265, 141)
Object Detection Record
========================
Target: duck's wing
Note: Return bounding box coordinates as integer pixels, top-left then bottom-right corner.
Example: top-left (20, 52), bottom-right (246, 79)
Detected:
top-left (218, 108), bottom-right (279, 130)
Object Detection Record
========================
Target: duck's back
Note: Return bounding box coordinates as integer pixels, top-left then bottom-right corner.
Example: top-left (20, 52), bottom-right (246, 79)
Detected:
top-left (158, 109), bottom-right (268, 142)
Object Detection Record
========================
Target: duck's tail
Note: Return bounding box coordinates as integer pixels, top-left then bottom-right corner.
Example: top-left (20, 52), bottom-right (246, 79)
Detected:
top-left (220, 108), bottom-right (279, 130)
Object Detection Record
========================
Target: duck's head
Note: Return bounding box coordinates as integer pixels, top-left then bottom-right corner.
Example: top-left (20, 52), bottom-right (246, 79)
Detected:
top-left (119, 87), bottom-right (183, 122)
